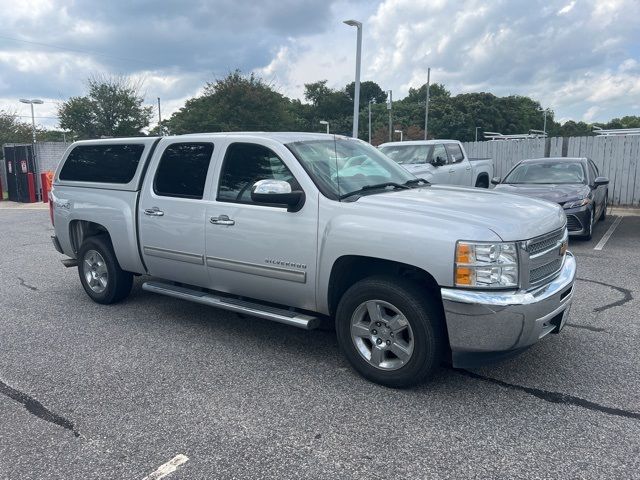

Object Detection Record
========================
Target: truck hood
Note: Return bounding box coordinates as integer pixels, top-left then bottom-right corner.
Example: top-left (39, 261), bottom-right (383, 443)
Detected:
top-left (356, 185), bottom-right (566, 241)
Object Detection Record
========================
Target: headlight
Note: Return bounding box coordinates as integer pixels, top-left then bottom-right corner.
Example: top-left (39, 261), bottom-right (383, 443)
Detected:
top-left (455, 241), bottom-right (519, 288)
top-left (563, 198), bottom-right (591, 209)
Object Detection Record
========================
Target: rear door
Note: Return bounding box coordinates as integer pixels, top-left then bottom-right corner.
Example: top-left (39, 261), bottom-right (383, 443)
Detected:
top-left (138, 139), bottom-right (217, 287)
top-left (204, 139), bottom-right (318, 311)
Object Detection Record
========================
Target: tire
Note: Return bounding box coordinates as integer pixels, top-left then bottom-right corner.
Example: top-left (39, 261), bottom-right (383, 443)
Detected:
top-left (78, 235), bottom-right (133, 304)
top-left (599, 193), bottom-right (607, 221)
top-left (335, 275), bottom-right (446, 388)
top-left (582, 208), bottom-right (594, 241)
top-left (475, 177), bottom-right (489, 188)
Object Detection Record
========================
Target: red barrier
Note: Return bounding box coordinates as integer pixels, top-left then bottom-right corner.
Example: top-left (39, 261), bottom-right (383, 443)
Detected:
top-left (27, 173), bottom-right (36, 203)
top-left (41, 173), bottom-right (49, 203)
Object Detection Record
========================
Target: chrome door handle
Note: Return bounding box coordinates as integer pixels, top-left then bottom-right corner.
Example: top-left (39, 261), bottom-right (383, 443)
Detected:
top-left (466, 167), bottom-right (471, 170)
top-left (448, 169), bottom-right (455, 173)
top-left (144, 207), bottom-right (164, 216)
top-left (210, 215), bottom-right (235, 226)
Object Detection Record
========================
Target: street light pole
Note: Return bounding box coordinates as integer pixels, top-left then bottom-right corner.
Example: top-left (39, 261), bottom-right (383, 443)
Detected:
top-left (475, 126), bottom-right (481, 142)
top-left (394, 129), bottom-right (403, 142)
top-left (368, 99), bottom-right (374, 144)
top-left (319, 120), bottom-right (329, 134)
top-left (157, 97), bottom-right (163, 136)
top-left (344, 20), bottom-right (362, 139)
top-left (19, 98), bottom-right (44, 201)
top-left (424, 67), bottom-right (430, 140)
top-left (543, 109), bottom-right (548, 136)
top-left (387, 90), bottom-right (392, 142)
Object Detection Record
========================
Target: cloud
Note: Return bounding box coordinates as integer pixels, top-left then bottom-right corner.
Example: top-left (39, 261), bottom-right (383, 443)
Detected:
top-left (0, 0), bottom-right (637, 130)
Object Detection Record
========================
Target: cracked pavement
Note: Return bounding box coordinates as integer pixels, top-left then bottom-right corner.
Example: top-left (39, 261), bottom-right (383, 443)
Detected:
top-left (0, 209), bottom-right (639, 479)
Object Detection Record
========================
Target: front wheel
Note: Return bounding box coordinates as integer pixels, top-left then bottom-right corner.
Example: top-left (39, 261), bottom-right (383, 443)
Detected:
top-left (78, 235), bottom-right (133, 304)
top-left (582, 208), bottom-right (595, 241)
top-left (335, 276), bottom-right (446, 388)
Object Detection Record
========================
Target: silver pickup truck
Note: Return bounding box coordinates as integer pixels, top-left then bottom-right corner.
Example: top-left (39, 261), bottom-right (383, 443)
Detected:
top-left (379, 139), bottom-right (493, 188)
top-left (50, 133), bottom-right (576, 387)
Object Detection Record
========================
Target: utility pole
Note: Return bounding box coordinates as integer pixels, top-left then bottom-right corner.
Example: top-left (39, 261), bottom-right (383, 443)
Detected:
top-left (424, 67), bottom-right (430, 140)
top-left (344, 20), bottom-right (362, 138)
top-left (19, 98), bottom-right (43, 201)
top-left (157, 97), bottom-right (163, 136)
top-left (387, 90), bottom-right (393, 142)
top-left (368, 99), bottom-right (373, 144)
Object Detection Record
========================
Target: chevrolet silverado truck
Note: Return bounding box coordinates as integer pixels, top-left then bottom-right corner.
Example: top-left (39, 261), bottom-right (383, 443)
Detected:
top-left (50, 133), bottom-right (575, 388)
top-left (378, 139), bottom-right (493, 188)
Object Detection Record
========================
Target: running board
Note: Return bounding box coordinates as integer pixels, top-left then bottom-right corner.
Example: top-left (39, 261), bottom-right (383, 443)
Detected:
top-left (142, 281), bottom-right (320, 330)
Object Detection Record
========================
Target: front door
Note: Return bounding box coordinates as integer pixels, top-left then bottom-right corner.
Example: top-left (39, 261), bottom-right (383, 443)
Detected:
top-left (138, 141), bottom-right (216, 287)
top-left (427, 144), bottom-right (452, 184)
top-left (445, 143), bottom-right (472, 185)
top-left (205, 141), bottom-right (318, 311)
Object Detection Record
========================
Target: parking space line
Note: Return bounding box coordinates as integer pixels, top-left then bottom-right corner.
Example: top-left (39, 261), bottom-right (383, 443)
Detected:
top-left (142, 454), bottom-right (189, 480)
top-left (594, 216), bottom-right (623, 251)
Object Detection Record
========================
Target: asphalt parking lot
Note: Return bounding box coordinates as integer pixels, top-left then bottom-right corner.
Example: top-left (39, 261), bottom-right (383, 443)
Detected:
top-left (1, 208), bottom-right (639, 479)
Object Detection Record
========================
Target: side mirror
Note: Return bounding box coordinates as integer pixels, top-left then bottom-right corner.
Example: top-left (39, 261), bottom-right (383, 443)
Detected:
top-left (251, 179), bottom-right (305, 212)
top-left (491, 176), bottom-right (501, 185)
top-left (431, 156), bottom-right (445, 167)
top-left (594, 176), bottom-right (609, 187)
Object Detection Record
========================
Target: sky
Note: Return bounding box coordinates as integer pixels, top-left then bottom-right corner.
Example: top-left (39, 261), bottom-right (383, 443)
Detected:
top-left (0, 0), bottom-right (638, 131)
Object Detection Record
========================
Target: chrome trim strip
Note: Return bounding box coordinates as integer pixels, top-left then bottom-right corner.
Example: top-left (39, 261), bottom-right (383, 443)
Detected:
top-left (143, 246), bottom-right (204, 265)
top-left (206, 256), bottom-right (307, 283)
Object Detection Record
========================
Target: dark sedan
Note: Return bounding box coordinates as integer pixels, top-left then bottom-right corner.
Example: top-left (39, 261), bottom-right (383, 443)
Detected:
top-left (492, 157), bottom-right (609, 239)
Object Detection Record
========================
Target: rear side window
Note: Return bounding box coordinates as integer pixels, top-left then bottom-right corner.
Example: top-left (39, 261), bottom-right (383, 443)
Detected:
top-left (59, 144), bottom-right (145, 183)
top-left (445, 143), bottom-right (464, 163)
top-left (154, 143), bottom-right (214, 199)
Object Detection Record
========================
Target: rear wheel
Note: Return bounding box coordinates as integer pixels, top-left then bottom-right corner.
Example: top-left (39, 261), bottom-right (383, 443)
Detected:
top-left (599, 193), bottom-right (608, 221)
top-left (475, 177), bottom-right (489, 188)
top-left (78, 235), bottom-right (133, 304)
top-left (335, 276), bottom-right (445, 388)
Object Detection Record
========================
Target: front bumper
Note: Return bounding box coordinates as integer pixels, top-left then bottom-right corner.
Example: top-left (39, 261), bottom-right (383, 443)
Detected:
top-left (441, 252), bottom-right (576, 368)
top-left (564, 205), bottom-right (591, 236)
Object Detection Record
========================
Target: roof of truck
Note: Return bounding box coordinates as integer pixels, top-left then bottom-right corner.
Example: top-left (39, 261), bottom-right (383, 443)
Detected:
top-left (378, 139), bottom-right (462, 147)
top-left (179, 132), bottom-right (351, 143)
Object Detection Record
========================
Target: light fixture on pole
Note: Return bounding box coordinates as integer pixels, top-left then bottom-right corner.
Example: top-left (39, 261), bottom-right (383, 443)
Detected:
top-left (543, 108), bottom-right (548, 136)
top-left (394, 129), bottom-right (403, 142)
top-left (157, 97), bottom-right (163, 136)
top-left (344, 19), bottom-right (362, 139)
top-left (387, 90), bottom-right (392, 142)
top-left (475, 126), bottom-right (482, 142)
top-left (19, 98), bottom-right (44, 201)
top-left (319, 120), bottom-right (329, 134)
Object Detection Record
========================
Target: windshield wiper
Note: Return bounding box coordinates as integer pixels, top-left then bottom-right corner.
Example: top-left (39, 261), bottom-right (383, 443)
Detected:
top-left (404, 178), bottom-right (430, 187)
top-left (339, 182), bottom-right (410, 200)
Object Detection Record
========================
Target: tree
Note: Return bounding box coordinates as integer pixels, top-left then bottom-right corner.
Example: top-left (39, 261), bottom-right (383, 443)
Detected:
top-left (345, 81), bottom-right (388, 105)
top-left (58, 75), bottom-right (153, 139)
top-left (0, 110), bottom-right (33, 158)
top-left (166, 71), bottom-right (298, 134)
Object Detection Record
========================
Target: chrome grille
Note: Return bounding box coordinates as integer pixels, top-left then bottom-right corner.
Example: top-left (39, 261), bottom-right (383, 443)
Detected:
top-left (524, 228), bottom-right (565, 256)
top-left (566, 215), bottom-right (582, 232)
top-left (530, 258), bottom-right (562, 284)
top-left (523, 227), bottom-right (567, 288)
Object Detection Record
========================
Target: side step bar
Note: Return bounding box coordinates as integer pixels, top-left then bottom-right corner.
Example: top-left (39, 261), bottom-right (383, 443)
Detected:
top-left (142, 281), bottom-right (320, 330)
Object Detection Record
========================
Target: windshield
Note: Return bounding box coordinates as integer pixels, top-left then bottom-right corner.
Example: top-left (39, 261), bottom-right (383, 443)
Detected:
top-left (504, 162), bottom-right (587, 184)
top-left (379, 144), bottom-right (433, 164)
top-left (287, 138), bottom-right (416, 199)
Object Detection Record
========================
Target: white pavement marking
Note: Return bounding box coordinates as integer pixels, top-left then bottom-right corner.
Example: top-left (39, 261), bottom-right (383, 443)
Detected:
top-left (142, 454), bottom-right (189, 480)
top-left (594, 216), bottom-right (623, 251)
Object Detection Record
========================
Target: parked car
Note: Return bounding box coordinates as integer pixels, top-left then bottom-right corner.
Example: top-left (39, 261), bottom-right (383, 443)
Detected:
top-left (492, 157), bottom-right (609, 239)
top-left (378, 140), bottom-right (493, 188)
top-left (50, 133), bottom-right (575, 388)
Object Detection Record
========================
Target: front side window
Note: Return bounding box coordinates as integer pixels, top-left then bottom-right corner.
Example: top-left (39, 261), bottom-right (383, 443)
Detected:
top-left (287, 138), bottom-right (415, 199)
top-left (154, 143), bottom-right (214, 199)
top-left (217, 143), bottom-right (299, 204)
top-left (60, 144), bottom-right (145, 183)
top-left (379, 144), bottom-right (432, 164)
top-left (445, 143), bottom-right (464, 163)
top-left (504, 161), bottom-right (587, 184)
top-left (431, 144), bottom-right (448, 165)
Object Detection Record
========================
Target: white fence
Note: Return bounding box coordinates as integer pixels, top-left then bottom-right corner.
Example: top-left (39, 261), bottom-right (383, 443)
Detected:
top-left (463, 135), bottom-right (640, 206)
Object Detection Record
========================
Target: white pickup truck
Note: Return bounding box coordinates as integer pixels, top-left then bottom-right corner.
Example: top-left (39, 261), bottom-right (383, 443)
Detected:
top-left (50, 133), bottom-right (575, 388)
top-left (379, 140), bottom-right (493, 188)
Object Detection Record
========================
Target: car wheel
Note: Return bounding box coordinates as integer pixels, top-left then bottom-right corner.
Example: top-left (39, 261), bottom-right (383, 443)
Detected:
top-left (78, 235), bottom-right (133, 304)
top-left (582, 208), bottom-right (594, 241)
top-left (599, 193), bottom-right (608, 221)
top-left (475, 177), bottom-right (489, 188)
top-left (335, 275), bottom-right (445, 388)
